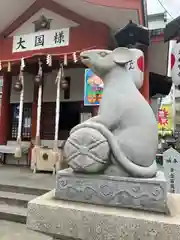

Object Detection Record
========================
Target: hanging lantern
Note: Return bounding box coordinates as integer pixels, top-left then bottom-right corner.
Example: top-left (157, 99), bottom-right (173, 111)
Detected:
top-left (59, 64), bottom-right (68, 90)
top-left (13, 80), bottom-right (22, 92)
top-left (60, 77), bottom-right (69, 90)
top-left (34, 74), bottom-right (43, 85)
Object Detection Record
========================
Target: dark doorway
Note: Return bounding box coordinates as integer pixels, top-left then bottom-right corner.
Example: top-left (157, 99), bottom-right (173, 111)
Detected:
top-left (41, 102), bottom-right (80, 140)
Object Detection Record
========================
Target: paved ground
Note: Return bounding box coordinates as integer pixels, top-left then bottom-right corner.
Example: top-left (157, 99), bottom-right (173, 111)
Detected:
top-left (0, 220), bottom-right (52, 240)
top-left (0, 165), bottom-right (55, 190)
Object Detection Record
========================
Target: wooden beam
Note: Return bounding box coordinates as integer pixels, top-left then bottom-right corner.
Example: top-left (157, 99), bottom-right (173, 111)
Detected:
top-left (0, 0), bottom-right (43, 38)
top-left (84, 0), bottom-right (141, 9)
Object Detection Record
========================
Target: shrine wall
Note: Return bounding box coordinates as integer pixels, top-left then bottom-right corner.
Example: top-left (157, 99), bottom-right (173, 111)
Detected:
top-left (10, 73), bottom-right (34, 103)
top-left (10, 8), bottom-right (79, 36)
top-left (10, 68), bottom-right (85, 103)
top-left (43, 68), bottom-right (85, 102)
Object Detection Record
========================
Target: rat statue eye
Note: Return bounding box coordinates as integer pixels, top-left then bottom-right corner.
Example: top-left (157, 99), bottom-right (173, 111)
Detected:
top-left (98, 52), bottom-right (109, 57)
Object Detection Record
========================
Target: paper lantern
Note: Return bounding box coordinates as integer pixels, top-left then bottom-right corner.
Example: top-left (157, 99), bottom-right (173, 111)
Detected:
top-left (171, 42), bottom-right (180, 86)
top-left (127, 49), bottom-right (144, 89)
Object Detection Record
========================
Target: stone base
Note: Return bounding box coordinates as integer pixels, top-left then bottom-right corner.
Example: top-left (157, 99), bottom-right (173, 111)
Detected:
top-left (55, 169), bottom-right (168, 213)
top-left (27, 190), bottom-right (180, 240)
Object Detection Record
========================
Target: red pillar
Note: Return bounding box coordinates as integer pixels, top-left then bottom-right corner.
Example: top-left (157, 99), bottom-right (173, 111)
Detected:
top-left (0, 72), bottom-right (11, 145)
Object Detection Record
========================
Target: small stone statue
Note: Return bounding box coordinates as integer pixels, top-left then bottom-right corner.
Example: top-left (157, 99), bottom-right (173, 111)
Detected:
top-left (63, 47), bottom-right (158, 178)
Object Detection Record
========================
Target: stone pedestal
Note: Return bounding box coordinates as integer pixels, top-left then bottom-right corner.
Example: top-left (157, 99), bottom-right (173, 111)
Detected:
top-left (27, 190), bottom-right (180, 240)
top-left (55, 169), bottom-right (168, 213)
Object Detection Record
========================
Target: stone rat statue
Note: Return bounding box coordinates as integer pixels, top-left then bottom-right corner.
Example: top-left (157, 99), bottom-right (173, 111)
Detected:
top-left (64, 47), bottom-right (158, 178)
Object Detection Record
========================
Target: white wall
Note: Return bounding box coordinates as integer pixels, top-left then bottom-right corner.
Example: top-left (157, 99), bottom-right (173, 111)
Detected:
top-left (10, 73), bottom-right (34, 103)
top-left (148, 20), bottom-right (166, 30)
top-left (149, 41), bottom-right (169, 76)
top-left (10, 8), bottom-right (78, 36)
top-left (43, 68), bottom-right (85, 102)
top-left (148, 19), bottom-right (166, 30)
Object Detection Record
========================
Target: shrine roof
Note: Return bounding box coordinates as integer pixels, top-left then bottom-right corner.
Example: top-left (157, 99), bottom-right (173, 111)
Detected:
top-left (0, 0), bottom-right (145, 37)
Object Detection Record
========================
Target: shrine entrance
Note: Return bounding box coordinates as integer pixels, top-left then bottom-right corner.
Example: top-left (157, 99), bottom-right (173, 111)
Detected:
top-left (41, 101), bottom-right (81, 141)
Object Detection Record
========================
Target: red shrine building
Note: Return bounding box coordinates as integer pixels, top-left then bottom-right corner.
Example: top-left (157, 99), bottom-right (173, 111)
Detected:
top-left (0, 0), bottom-right (165, 167)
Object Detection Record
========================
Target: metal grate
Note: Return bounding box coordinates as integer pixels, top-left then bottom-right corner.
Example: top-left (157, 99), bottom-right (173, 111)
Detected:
top-left (11, 104), bottom-right (32, 140)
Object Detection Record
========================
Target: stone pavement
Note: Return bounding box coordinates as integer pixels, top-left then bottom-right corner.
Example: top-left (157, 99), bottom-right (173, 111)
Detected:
top-left (0, 220), bottom-right (52, 240)
top-left (0, 165), bottom-right (55, 190)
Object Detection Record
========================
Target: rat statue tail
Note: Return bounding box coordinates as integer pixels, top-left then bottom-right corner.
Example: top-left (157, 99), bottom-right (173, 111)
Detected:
top-left (63, 121), bottom-right (157, 178)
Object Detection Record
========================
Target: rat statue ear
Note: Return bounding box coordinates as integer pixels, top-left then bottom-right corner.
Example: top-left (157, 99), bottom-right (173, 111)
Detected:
top-left (112, 47), bottom-right (132, 65)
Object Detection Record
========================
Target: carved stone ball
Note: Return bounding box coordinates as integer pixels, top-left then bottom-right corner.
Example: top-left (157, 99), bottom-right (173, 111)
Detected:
top-left (13, 81), bottom-right (22, 92)
top-left (64, 128), bottom-right (110, 173)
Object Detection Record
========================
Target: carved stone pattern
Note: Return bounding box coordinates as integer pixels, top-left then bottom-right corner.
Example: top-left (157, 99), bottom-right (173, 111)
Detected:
top-left (55, 170), bottom-right (168, 213)
top-left (57, 177), bottom-right (164, 203)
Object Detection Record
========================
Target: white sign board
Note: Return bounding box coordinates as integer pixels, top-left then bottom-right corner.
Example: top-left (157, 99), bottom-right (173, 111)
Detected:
top-left (12, 28), bottom-right (69, 53)
top-left (163, 147), bottom-right (180, 193)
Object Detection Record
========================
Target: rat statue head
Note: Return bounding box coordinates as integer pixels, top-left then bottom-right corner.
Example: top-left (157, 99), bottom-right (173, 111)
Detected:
top-left (80, 48), bottom-right (132, 78)
top-left (80, 47), bottom-right (144, 89)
